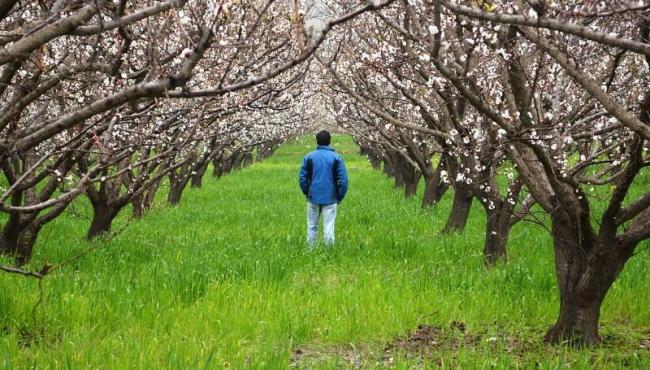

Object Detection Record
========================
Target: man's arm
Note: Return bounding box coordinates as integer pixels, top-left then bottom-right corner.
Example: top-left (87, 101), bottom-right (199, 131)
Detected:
top-left (299, 156), bottom-right (310, 196)
top-left (336, 156), bottom-right (348, 202)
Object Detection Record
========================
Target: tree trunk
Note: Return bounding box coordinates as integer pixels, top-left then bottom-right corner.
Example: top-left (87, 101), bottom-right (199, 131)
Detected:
top-left (403, 165), bottom-right (421, 198)
top-left (132, 193), bottom-right (146, 219)
top-left (543, 214), bottom-right (635, 345)
top-left (212, 156), bottom-right (224, 177)
top-left (15, 224), bottom-right (41, 265)
top-left (87, 204), bottom-right (120, 240)
top-left (168, 177), bottom-right (190, 205)
top-left (363, 147), bottom-right (382, 170)
top-left (132, 178), bottom-right (162, 218)
top-left (231, 151), bottom-right (245, 171)
top-left (483, 203), bottom-right (510, 265)
top-left (0, 224), bottom-right (41, 265)
top-left (168, 186), bottom-right (183, 205)
top-left (368, 150), bottom-right (382, 169)
top-left (222, 154), bottom-right (237, 175)
top-left (394, 168), bottom-right (405, 188)
top-left (443, 184), bottom-right (473, 233)
top-left (191, 162), bottom-right (208, 188)
top-left (0, 220), bottom-right (21, 256)
top-left (382, 160), bottom-right (392, 177)
top-left (242, 152), bottom-right (254, 168)
top-left (421, 173), bottom-right (448, 208)
top-left (383, 153), bottom-right (395, 178)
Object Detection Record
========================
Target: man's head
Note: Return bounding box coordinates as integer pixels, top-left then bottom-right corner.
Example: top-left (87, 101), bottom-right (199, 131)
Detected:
top-left (316, 130), bottom-right (331, 146)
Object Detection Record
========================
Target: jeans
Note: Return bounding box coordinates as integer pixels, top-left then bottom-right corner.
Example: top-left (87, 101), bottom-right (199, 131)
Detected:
top-left (306, 201), bottom-right (337, 246)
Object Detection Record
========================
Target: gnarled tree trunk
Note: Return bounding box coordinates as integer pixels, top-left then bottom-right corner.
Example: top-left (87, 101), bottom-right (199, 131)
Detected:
top-left (421, 175), bottom-right (447, 207)
top-left (0, 217), bottom-right (21, 256)
top-left (15, 224), bottom-right (42, 265)
top-left (544, 213), bottom-right (635, 345)
top-left (168, 172), bottom-right (192, 205)
top-left (393, 167), bottom-right (405, 188)
top-left (191, 162), bottom-right (209, 188)
top-left (168, 183), bottom-right (185, 205)
top-left (482, 201), bottom-right (511, 265)
top-left (212, 154), bottom-right (225, 178)
top-left (443, 183), bottom-right (473, 233)
top-left (1, 196), bottom-right (71, 264)
top-left (368, 150), bottom-right (382, 170)
top-left (402, 164), bottom-right (421, 198)
top-left (87, 203), bottom-right (121, 240)
top-left (132, 177), bottom-right (163, 218)
top-left (131, 193), bottom-right (146, 219)
top-left (421, 157), bottom-right (450, 208)
top-left (241, 151), bottom-right (254, 168)
top-left (0, 224), bottom-right (41, 265)
top-left (382, 152), bottom-right (395, 178)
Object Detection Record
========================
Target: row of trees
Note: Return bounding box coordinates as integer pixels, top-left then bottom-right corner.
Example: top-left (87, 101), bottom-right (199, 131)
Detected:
top-left (0, 0), bottom-right (393, 264)
top-left (321, 0), bottom-right (650, 345)
top-left (1, 0), bottom-right (648, 348)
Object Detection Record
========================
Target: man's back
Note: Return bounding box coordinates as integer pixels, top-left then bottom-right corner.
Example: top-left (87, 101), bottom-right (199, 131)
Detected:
top-left (299, 145), bottom-right (348, 205)
top-left (298, 131), bottom-right (348, 246)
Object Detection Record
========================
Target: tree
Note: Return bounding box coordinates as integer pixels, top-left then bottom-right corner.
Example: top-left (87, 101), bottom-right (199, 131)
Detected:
top-left (414, 0), bottom-right (650, 344)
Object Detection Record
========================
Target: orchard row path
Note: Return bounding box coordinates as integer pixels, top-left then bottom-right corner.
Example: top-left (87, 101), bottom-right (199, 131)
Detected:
top-left (2, 136), bottom-right (649, 368)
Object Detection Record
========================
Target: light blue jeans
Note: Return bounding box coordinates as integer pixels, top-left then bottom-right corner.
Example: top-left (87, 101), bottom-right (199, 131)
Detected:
top-left (306, 201), bottom-right (337, 246)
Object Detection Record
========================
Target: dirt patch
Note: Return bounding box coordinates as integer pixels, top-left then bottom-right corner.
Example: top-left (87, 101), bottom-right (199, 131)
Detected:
top-left (290, 322), bottom-right (534, 368)
top-left (290, 324), bottom-right (650, 367)
top-left (385, 324), bottom-right (443, 354)
top-left (385, 322), bottom-right (481, 351)
top-left (383, 321), bottom-right (536, 363)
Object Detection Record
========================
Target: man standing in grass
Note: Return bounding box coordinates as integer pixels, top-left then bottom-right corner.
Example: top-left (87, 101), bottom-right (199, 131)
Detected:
top-left (299, 130), bottom-right (348, 246)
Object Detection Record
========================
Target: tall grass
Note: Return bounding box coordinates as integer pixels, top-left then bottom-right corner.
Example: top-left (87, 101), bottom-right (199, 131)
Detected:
top-left (0, 135), bottom-right (648, 369)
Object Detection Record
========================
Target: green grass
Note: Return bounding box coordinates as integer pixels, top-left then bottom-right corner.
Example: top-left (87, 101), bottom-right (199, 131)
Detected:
top-left (1, 135), bottom-right (649, 369)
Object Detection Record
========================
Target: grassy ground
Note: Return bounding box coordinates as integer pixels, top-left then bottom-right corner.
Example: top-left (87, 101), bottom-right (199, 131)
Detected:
top-left (1, 135), bottom-right (649, 369)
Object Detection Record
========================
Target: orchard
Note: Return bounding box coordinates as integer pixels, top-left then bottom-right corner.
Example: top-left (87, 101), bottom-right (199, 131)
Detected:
top-left (1, 0), bottom-right (649, 368)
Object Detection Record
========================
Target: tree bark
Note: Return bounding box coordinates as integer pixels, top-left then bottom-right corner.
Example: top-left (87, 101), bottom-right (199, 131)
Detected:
top-left (421, 165), bottom-right (449, 208)
top-left (86, 204), bottom-right (120, 240)
top-left (231, 151), bottom-right (245, 171)
top-left (443, 184), bottom-right (473, 233)
top-left (394, 167), bottom-right (405, 188)
top-left (483, 202), bottom-right (510, 265)
top-left (369, 154), bottom-right (382, 170)
top-left (402, 164), bottom-right (421, 198)
top-left (15, 224), bottom-right (41, 265)
top-left (131, 193), bottom-right (146, 219)
top-left (132, 177), bottom-right (162, 218)
top-left (242, 151), bottom-right (254, 168)
top-left (543, 214), bottom-right (635, 345)
top-left (382, 152), bottom-right (395, 178)
top-left (212, 156), bottom-right (224, 177)
top-left (362, 147), bottom-right (382, 169)
top-left (0, 229), bottom-right (19, 256)
top-left (191, 162), bottom-right (208, 188)
top-left (168, 176), bottom-right (191, 205)
top-left (0, 224), bottom-right (41, 265)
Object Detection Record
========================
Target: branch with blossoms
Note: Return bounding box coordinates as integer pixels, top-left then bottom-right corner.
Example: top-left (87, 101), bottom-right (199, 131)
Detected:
top-left (369, 0), bottom-right (650, 344)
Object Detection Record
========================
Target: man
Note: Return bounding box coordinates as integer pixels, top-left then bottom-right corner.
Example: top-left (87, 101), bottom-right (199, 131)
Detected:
top-left (299, 130), bottom-right (348, 246)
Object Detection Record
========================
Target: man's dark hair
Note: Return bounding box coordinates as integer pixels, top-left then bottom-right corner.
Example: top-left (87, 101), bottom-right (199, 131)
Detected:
top-left (316, 130), bottom-right (331, 146)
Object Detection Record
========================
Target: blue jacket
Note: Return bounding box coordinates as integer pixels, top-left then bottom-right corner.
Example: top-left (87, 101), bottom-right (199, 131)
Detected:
top-left (299, 145), bottom-right (348, 205)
